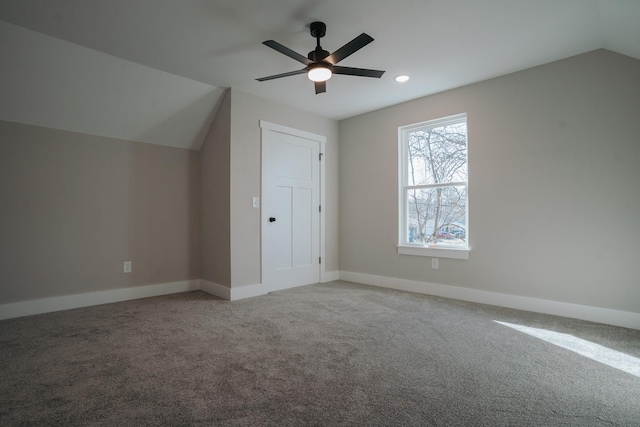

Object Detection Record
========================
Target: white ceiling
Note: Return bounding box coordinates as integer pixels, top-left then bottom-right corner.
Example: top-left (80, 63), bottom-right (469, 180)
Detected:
top-left (1, 0), bottom-right (639, 123)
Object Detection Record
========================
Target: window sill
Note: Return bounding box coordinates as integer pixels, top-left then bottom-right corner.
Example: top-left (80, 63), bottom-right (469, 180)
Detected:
top-left (397, 245), bottom-right (469, 260)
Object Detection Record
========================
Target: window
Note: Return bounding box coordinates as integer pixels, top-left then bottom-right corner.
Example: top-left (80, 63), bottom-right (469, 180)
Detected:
top-left (398, 113), bottom-right (469, 259)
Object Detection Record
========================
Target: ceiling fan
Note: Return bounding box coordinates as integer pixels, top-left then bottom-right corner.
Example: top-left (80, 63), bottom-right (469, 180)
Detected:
top-left (256, 22), bottom-right (385, 94)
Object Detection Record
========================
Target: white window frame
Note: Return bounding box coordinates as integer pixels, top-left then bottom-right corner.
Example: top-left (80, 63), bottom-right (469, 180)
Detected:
top-left (397, 113), bottom-right (469, 260)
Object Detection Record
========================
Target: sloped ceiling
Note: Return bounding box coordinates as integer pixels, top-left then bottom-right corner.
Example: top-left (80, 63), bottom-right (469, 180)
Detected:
top-left (0, 21), bottom-right (225, 150)
top-left (1, 0), bottom-right (639, 149)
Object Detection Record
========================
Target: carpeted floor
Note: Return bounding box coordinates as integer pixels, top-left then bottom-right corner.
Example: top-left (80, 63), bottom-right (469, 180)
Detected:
top-left (1, 281), bottom-right (639, 426)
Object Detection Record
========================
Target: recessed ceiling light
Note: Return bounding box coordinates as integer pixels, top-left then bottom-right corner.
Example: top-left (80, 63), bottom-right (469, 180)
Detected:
top-left (394, 75), bottom-right (410, 83)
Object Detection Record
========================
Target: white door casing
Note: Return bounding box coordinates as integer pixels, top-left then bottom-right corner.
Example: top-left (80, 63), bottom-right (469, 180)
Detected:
top-left (260, 121), bottom-right (325, 292)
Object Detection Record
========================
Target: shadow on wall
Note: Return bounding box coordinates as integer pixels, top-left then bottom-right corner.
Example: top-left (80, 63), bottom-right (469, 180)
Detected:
top-left (136, 87), bottom-right (227, 151)
top-left (125, 141), bottom-right (201, 287)
top-left (123, 89), bottom-right (230, 287)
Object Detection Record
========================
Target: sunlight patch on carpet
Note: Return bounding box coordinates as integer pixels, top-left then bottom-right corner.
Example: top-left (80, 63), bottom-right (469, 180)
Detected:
top-left (495, 321), bottom-right (640, 377)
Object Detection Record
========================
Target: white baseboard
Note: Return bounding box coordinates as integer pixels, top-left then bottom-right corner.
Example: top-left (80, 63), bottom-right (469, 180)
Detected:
top-left (1, 279), bottom-right (266, 320)
top-left (6, 273), bottom-right (636, 330)
top-left (199, 279), bottom-right (231, 300)
top-left (199, 280), bottom-right (267, 301)
top-left (339, 271), bottom-right (640, 330)
top-left (230, 283), bottom-right (267, 300)
top-left (0, 280), bottom-right (200, 321)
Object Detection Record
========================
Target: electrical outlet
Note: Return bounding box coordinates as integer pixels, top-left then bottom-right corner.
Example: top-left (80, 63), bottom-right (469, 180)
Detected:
top-left (431, 258), bottom-right (439, 270)
top-left (123, 261), bottom-right (132, 273)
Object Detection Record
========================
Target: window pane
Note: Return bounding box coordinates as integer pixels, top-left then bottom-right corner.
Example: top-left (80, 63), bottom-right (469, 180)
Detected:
top-left (407, 185), bottom-right (467, 245)
top-left (406, 122), bottom-right (467, 186)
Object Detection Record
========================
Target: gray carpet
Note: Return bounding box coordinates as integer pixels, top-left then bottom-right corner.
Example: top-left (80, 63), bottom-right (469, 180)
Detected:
top-left (1, 281), bottom-right (639, 426)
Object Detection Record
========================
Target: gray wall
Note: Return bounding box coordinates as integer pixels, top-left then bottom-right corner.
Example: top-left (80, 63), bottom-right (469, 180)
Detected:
top-left (339, 49), bottom-right (640, 313)
top-left (0, 87), bottom-right (340, 303)
top-left (0, 121), bottom-right (200, 304)
top-left (200, 90), bottom-right (232, 287)
top-left (229, 89), bottom-right (340, 287)
top-left (200, 88), bottom-right (339, 289)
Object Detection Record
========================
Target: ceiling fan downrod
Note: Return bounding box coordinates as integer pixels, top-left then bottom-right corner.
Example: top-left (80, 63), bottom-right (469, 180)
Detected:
top-left (309, 22), bottom-right (330, 62)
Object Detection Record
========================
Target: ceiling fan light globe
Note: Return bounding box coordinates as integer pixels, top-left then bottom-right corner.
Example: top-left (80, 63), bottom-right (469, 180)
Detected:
top-left (308, 66), bottom-right (332, 82)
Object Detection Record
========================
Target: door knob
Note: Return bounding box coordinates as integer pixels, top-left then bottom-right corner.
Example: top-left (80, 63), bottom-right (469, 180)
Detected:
top-left (269, 217), bottom-right (276, 222)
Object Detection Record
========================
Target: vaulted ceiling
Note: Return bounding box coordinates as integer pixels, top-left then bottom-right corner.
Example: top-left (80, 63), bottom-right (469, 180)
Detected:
top-left (1, 0), bottom-right (639, 148)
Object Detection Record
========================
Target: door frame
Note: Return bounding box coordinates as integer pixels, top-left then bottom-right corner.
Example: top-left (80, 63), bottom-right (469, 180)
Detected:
top-left (259, 120), bottom-right (326, 290)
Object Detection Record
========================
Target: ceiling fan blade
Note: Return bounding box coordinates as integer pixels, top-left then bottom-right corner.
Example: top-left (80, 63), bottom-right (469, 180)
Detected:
top-left (333, 66), bottom-right (385, 78)
top-left (315, 81), bottom-right (326, 94)
top-left (324, 33), bottom-right (374, 65)
top-left (263, 40), bottom-right (312, 66)
top-left (256, 69), bottom-right (307, 82)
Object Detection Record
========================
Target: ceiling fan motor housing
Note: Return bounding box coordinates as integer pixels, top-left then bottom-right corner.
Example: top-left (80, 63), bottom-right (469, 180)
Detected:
top-left (310, 22), bottom-right (326, 39)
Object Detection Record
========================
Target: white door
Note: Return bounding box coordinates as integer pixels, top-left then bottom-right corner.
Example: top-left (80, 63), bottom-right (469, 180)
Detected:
top-left (261, 122), bottom-right (322, 292)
